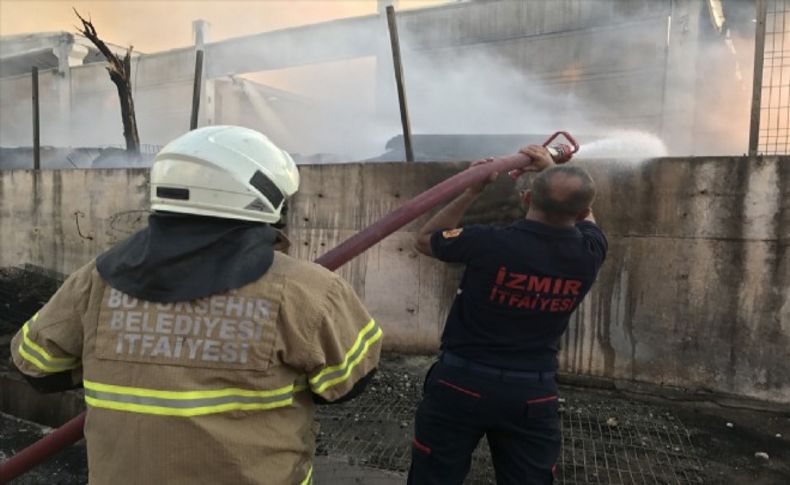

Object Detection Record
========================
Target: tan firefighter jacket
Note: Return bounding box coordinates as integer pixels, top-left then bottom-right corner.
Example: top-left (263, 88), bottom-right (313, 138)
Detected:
top-left (11, 251), bottom-right (383, 485)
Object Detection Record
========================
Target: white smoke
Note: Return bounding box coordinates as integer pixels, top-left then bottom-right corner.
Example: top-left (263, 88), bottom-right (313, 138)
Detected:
top-left (0, 0), bottom-right (759, 164)
top-left (241, 1), bottom-right (755, 161)
top-left (578, 131), bottom-right (669, 160)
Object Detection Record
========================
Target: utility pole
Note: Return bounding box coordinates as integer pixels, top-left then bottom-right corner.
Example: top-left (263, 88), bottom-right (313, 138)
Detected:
top-left (386, 5), bottom-right (414, 162)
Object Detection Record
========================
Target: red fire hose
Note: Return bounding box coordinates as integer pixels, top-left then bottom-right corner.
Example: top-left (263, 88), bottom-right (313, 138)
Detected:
top-left (316, 131), bottom-right (578, 270)
top-left (0, 413), bottom-right (86, 483)
top-left (0, 132), bottom-right (578, 483)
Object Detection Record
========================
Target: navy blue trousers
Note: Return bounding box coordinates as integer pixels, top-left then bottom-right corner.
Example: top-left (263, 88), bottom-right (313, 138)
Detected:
top-left (407, 360), bottom-right (561, 485)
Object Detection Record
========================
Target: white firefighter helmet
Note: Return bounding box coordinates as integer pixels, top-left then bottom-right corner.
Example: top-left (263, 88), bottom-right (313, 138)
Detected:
top-left (150, 126), bottom-right (299, 223)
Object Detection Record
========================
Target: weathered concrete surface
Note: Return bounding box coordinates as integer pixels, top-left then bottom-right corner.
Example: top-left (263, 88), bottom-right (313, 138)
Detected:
top-left (570, 157), bottom-right (789, 405)
top-left (0, 157), bottom-right (788, 404)
top-left (0, 169), bottom-right (150, 272)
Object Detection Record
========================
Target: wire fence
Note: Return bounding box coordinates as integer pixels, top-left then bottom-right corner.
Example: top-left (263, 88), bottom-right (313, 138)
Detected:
top-left (758, 0), bottom-right (790, 154)
top-left (106, 144), bottom-right (163, 156)
top-left (315, 365), bottom-right (706, 485)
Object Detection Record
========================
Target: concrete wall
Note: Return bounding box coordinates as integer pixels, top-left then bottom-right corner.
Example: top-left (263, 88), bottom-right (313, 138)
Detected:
top-left (0, 157), bottom-right (788, 404)
top-left (397, 0), bottom-right (670, 131)
top-left (0, 69), bottom-right (63, 147)
top-left (0, 52), bottom-right (196, 149)
top-left (0, 52), bottom-right (325, 157)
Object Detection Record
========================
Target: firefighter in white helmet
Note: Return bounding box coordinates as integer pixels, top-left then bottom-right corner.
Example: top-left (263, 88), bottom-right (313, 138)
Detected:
top-left (11, 126), bottom-right (382, 484)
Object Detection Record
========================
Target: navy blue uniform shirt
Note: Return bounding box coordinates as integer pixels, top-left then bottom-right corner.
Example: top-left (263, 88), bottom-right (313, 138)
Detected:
top-left (431, 219), bottom-right (607, 371)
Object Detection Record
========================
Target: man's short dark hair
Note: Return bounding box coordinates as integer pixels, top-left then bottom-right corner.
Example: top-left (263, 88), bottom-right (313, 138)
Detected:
top-left (530, 165), bottom-right (596, 217)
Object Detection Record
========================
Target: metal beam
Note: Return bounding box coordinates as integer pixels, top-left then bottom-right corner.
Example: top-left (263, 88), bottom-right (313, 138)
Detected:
top-left (204, 14), bottom-right (380, 78)
top-left (191, 1), bottom-right (664, 79)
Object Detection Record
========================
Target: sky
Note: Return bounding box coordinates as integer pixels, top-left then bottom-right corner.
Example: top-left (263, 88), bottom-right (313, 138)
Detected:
top-left (0, 0), bottom-right (449, 52)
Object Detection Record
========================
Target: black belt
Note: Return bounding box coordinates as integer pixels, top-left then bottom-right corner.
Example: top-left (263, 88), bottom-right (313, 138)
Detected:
top-left (441, 352), bottom-right (555, 381)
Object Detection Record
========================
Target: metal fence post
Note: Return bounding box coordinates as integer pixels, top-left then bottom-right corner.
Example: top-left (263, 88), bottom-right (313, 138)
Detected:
top-left (32, 67), bottom-right (41, 170)
top-left (190, 50), bottom-right (204, 131)
top-left (749, 0), bottom-right (768, 155)
top-left (386, 5), bottom-right (415, 162)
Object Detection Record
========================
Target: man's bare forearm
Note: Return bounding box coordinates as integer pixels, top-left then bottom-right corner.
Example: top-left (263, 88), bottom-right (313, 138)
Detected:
top-left (415, 189), bottom-right (481, 256)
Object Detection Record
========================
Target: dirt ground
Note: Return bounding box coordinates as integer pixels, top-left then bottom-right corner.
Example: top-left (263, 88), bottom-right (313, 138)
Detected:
top-left (2, 354), bottom-right (787, 485)
top-left (316, 355), bottom-right (790, 485)
top-left (0, 267), bottom-right (61, 363)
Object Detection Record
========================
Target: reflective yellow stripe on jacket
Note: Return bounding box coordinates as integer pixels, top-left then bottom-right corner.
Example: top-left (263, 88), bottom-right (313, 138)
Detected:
top-left (83, 380), bottom-right (305, 417)
top-left (300, 465), bottom-right (313, 485)
top-left (309, 319), bottom-right (382, 394)
top-left (17, 314), bottom-right (79, 373)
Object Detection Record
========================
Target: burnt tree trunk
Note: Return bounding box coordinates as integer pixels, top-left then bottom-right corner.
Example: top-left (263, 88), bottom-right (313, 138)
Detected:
top-left (75, 10), bottom-right (140, 154)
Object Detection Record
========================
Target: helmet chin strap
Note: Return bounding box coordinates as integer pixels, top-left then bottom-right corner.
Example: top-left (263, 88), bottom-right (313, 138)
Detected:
top-left (271, 201), bottom-right (289, 230)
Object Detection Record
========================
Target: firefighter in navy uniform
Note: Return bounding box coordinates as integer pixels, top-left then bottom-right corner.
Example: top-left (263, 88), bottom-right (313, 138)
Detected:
top-left (408, 145), bottom-right (607, 485)
top-left (10, 126), bottom-right (382, 485)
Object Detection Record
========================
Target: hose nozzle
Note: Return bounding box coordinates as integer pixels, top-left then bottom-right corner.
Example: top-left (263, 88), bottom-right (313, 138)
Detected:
top-left (508, 131), bottom-right (580, 180)
top-left (547, 143), bottom-right (575, 164)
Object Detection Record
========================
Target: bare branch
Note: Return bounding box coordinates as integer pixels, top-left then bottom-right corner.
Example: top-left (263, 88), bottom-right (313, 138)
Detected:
top-left (74, 8), bottom-right (131, 73)
top-left (73, 8), bottom-right (140, 154)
